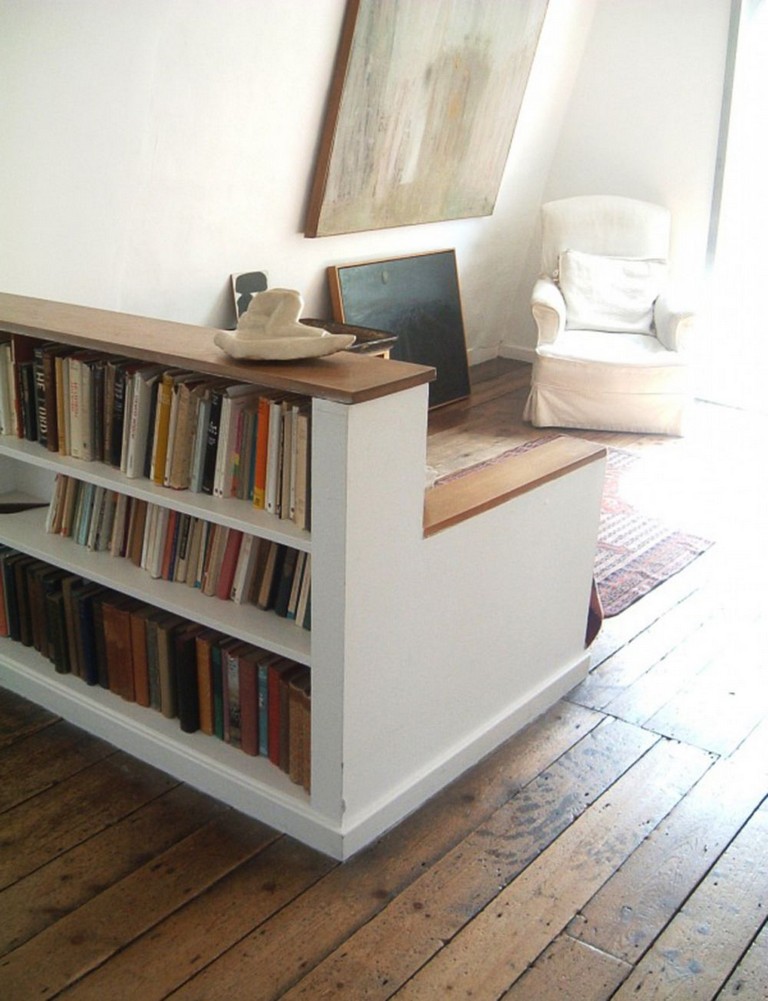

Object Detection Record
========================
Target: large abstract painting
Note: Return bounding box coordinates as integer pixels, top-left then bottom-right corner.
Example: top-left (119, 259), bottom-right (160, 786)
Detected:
top-left (305, 0), bottom-right (549, 237)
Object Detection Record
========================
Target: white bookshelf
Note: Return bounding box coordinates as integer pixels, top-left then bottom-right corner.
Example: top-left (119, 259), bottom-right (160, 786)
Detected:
top-left (0, 292), bottom-right (606, 859)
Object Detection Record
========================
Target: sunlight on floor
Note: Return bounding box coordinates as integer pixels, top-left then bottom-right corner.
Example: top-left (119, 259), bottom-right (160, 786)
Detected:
top-left (619, 399), bottom-right (768, 605)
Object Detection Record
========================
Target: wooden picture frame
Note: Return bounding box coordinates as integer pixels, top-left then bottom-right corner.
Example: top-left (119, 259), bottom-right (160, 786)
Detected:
top-left (306, 0), bottom-right (549, 237)
top-left (328, 250), bottom-right (470, 408)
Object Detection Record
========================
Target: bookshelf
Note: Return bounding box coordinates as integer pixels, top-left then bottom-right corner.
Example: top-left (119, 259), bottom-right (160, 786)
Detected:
top-left (0, 292), bottom-right (606, 859)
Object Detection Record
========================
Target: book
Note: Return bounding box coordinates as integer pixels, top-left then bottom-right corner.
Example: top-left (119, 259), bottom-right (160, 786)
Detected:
top-left (150, 369), bottom-right (189, 485)
top-left (81, 353), bottom-right (106, 461)
top-left (59, 476), bottom-right (80, 538)
top-left (0, 546), bottom-right (10, 637)
top-left (55, 351), bottom-right (71, 453)
top-left (0, 551), bottom-right (24, 641)
top-left (46, 589), bottom-right (70, 674)
top-left (212, 386), bottom-right (261, 498)
top-left (91, 591), bottom-right (109, 688)
top-left (71, 581), bottom-right (108, 685)
top-left (251, 396), bottom-right (269, 509)
top-left (66, 351), bottom-right (90, 457)
top-left (200, 523), bottom-right (229, 597)
top-left (101, 593), bottom-right (140, 701)
top-left (173, 513), bottom-right (193, 582)
top-left (229, 533), bottom-right (262, 604)
top-left (215, 529), bottom-right (243, 601)
top-left (154, 612), bottom-right (187, 718)
top-left (129, 604), bottom-right (155, 708)
top-left (184, 518), bottom-right (205, 587)
top-left (39, 343), bottom-right (70, 452)
top-left (195, 629), bottom-right (225, 736)
top-left (200, 383), bottom-right (226, 495)
top-left (174, 622), bottom-right (205, 733)
top-left (143, 609), bottom-right (172, 711)
top-left (13, 553), bottom-right (39, 647)
top-left (160, 508), bottom-right (180, 581)
top-left (109, 492), bottom-right (130, 557)
top-left (166, 376), bottom-right (208, 489)
top-left (237, 646), bottom-right (267, 757)
top-left (33, 344), bottom-right (48, 448)
top-left (89, 355), bottom-right (106, 462)
top-left (210, 636), bottom-right (227, 739)
top-left (11, 334), bottom-right (41, 440)
top-left (273, 546), bottom-right (299, 618)
top-left (0, 340), bottom-right (13, 434)
top-left (126, 499), bottom-right (149, 566)
top-left (295, 555), bottom-right (311, 630)
top-left (264, 397), bottom-right (284, 515)
top-left (191, 519), bottom-right (211, 589)
top-left (293, 405), bottom-right (311, 530)
top-left (188, 382), bottom-right (218, 493)
top-left (267, 658), bottom-right (301, 768)
top-left (124, 364), bottom-right (164, 478)
top-left (255, 542), bottom-right (285, 610)
top-left (163, 373), bottom-right (205, 488)
top-left (29, 562), bottom-right (66, 657)
top-left (60, 574), bottom-right (85, 677)
top-left (288, 665), bottom-right (311, 790)
top-left (150, 506), bottom-right (171, 579)
top-left (107, 358), bottom-right (138, 467)
top-left (286, 550), bottom-right (307, 621)
top-left (16, 556), bottom-right (47, 648)
top-left (18, 360), bottom-right (38, 442)
top-left (85, 486), bottom-right (106, 550)
top-left (236, 403), bottom-right (259, 500)
top-left (221, 640), bottom-right (251, 747)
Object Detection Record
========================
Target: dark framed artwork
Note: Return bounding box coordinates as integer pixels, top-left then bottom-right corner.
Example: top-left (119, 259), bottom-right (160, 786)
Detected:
top-left (328, 250), bottom-right (470, 408)
top-left (231, 271), bottom-right (268, 318)
top-left (306, 0), bottom-right (549, 237)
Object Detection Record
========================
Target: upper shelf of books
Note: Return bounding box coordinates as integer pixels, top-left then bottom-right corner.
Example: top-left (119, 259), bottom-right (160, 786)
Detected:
top-left (0, 293), bottom-right (435, 405)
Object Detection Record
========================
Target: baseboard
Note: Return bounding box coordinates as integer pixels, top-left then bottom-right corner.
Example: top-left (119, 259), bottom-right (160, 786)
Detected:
top-left (467, 345), bottom-right (500, 367)
top-left (499, 343), bottom-right (536, 363)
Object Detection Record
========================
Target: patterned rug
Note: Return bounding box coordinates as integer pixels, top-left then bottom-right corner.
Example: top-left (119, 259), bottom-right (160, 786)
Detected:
top-left (433, 439), bottom-right (714, 619)
top-left (595, 448), bottom-right (713, 617)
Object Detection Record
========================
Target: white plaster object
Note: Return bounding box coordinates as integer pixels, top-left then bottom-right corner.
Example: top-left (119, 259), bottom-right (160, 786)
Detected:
top-left (214, 288), bottom-right (355, 360)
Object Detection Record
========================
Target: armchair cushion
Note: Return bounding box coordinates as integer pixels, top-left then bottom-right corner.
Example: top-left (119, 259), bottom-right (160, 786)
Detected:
top-left (557, 249), bottom-right (667, 334)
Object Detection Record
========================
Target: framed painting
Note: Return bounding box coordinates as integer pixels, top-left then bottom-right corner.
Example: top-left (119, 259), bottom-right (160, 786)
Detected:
top-left (306, 0), bottom-right (549, 237)
top-left (328, 250), bottom-right (470, 408)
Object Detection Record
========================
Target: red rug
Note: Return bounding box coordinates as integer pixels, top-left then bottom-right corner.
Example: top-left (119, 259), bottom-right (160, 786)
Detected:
top-left (594, 448), bottom-right (713, 617)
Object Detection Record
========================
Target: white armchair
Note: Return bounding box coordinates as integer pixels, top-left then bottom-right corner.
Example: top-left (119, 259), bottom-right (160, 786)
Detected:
top-left (523, 195), bottom-right (694, 435)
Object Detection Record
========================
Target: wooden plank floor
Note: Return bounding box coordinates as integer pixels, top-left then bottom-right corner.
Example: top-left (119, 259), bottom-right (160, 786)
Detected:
top-left (2, 359), bottom-right (767, 1000)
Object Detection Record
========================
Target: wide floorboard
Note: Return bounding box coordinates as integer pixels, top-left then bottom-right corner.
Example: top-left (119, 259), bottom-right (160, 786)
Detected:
top-left (1, 360), bottom-right (766, 1000)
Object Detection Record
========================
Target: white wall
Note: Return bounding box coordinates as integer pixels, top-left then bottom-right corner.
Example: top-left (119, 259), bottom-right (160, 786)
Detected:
top-left (0, 0), bottom-right (594, 360)
top-left (503, 0), bottom-right (733, 357)
top-left (0, 1), bottom-right (729, 362)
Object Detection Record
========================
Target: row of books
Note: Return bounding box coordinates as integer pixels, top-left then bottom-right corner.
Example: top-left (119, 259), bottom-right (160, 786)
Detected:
top-left (0, 546), bottom-right (311, 790)
top-left (45, 474), bottom-right (312, 627)
top-left (0, 333), bottom-right (312, 528)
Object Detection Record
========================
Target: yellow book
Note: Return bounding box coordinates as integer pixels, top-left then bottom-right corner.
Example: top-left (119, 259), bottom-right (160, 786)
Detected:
top-left (150, 369), bottom-right (187, 485)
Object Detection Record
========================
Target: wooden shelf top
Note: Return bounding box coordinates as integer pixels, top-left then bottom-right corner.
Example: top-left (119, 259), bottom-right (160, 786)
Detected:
top-left (423, 437), bottom-right (607, 537)
top-left (0, 292), bottom-right (435, 405)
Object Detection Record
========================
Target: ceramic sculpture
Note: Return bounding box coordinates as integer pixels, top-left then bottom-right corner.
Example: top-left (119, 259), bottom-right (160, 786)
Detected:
top-left (214, 288), bottom-right (355, 360)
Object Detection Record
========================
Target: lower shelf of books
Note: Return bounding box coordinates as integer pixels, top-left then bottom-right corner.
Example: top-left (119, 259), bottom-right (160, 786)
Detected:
top-left (0, 640), bottom-right (339, 852)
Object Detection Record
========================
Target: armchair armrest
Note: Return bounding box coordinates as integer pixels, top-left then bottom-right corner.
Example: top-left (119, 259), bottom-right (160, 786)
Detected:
top-left (654, 296), bottom-right (696, 352)
top-left (531, 276), bottom-right (566, 345)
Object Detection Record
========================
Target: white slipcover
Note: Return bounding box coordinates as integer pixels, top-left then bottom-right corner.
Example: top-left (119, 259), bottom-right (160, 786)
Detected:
top-left (523, 196), bottom-right (695, 436)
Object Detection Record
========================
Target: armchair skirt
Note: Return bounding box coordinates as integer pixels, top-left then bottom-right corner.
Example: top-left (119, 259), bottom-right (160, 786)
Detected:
top-left (524, 330), bottom-right (690, 436)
